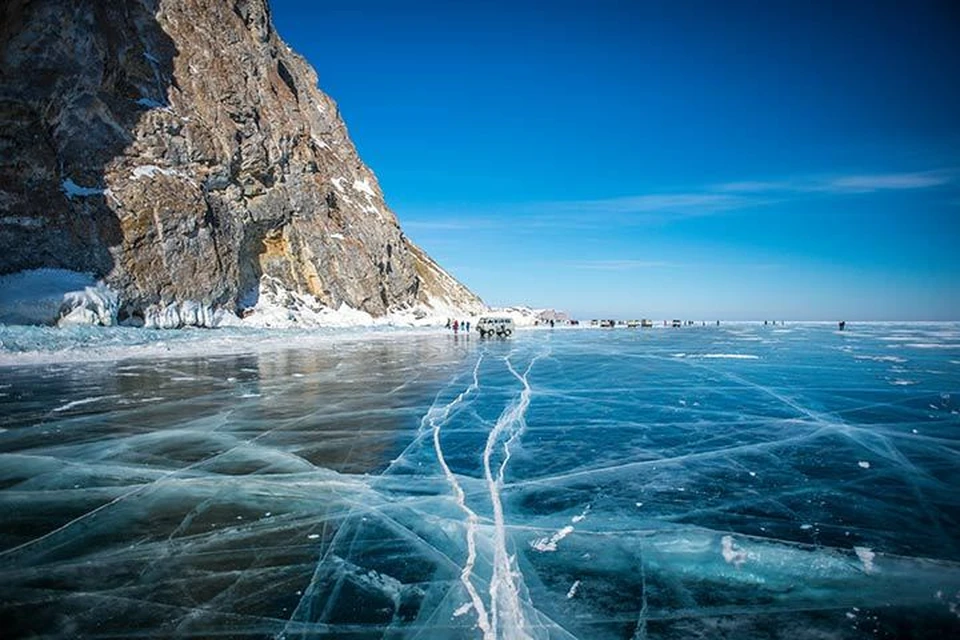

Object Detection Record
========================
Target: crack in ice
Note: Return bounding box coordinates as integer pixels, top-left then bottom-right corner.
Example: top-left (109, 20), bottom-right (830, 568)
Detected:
top-left (483, 351), bottom-right (543, 639)
top-left (429, 354), bottom-right (493, 637)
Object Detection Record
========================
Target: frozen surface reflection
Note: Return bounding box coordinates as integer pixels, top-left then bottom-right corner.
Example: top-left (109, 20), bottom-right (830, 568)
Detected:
top-left (1, 324), bottom-right (959, 638)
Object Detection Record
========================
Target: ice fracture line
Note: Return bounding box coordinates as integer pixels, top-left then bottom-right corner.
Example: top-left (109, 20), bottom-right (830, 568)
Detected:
top-left (430, 354), bottom-right (493, 637)
top-left (483, 351), bottom-right (543, 639)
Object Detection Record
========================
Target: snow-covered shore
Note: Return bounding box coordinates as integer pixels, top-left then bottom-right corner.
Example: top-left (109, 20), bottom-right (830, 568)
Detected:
top-left (0, 269), bottom-right (572, 366)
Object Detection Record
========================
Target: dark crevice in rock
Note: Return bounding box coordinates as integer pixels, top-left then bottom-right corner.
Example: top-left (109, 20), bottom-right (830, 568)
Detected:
top-left (276, 60), bottom-right (298, 100)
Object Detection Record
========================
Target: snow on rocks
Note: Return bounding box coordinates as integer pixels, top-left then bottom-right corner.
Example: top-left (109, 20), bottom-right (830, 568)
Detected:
top-left (130, 165), bottom-right (181, 180)
top-left (352, 177), bottom-right (377, 198)
top-left (61, 178), bottom-right (105, 199)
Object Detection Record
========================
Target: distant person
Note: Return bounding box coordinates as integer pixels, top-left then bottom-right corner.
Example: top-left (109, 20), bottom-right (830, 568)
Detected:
top-left (839, 320), bottom-right (846, 331)
top-left (465, 321), bottom-right (470, 332)
top-left (445, 318), bottom-right (451, 329)
top-left (453, 319), bottom-right (459, 333)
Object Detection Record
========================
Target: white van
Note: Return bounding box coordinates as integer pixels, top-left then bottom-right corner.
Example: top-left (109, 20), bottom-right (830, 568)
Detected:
top-left (476, 316), bottom-right (515, 337)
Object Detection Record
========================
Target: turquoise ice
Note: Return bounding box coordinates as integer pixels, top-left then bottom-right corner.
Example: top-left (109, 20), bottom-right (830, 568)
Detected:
top-left (1, 323), bottom-right (959, 638)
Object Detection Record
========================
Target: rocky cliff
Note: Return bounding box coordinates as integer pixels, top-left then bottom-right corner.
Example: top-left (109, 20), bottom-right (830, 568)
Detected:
top-left (0, 0), bottom-right (483, 326)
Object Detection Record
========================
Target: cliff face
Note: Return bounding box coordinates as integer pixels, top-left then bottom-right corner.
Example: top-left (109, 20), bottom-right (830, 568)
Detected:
top-left (0, 0), bottom-right (482, 324)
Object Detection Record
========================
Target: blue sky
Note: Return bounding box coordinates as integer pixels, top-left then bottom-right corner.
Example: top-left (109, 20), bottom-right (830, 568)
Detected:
top-left (271, 0), bottom-right (960, 320)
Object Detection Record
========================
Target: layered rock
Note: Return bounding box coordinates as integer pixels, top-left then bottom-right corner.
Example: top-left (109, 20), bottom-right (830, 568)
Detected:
top-left (0, 0), bottom-right (483, 326)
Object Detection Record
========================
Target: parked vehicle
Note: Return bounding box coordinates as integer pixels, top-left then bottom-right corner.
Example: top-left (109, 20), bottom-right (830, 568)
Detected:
top-left (476, 316), bottom-right (515, 337)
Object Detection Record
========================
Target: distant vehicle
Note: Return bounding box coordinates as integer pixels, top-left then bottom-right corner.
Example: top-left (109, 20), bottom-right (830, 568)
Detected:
top-left (476, 316), bottom-right (515, 337)
top-left (599, 319), bottom-right (615, 328)
top-left (641, 319), bottom-right (653, 328)
top-left (626, 320), bottom-right (640, 328)
top-left (671, 319), bottom-right (682, 328)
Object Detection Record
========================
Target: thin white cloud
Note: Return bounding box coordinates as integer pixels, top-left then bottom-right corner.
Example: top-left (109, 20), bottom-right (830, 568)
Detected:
top-left (400, 168), bottom-right (955, 232)
top-left (558, 193), bottom-right (751, 214)
top-left (403, 219), bottom-right (488, 231)
top-left (825, 171), bottom-right (953, 192)
top-left (717, 169), bottom-right (955, 194)
top-left (570, 259), bottom-right (676, 270)
top-left (565, 259), bottom-right (784, 272)
top-left (715, 181), bottom-right (792, 193)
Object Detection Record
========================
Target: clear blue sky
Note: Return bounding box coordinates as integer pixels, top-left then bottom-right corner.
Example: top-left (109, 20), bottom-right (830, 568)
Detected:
top-left (271, 0), bottom-right (960, 320)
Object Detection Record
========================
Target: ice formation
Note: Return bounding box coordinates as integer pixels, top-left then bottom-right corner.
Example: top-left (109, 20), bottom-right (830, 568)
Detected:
top-left (0, 322), bottom-right (959, 638)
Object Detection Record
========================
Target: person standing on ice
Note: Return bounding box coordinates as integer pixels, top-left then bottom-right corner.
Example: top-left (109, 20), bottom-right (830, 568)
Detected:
top-left (452, 319), bottom-right (459, 333)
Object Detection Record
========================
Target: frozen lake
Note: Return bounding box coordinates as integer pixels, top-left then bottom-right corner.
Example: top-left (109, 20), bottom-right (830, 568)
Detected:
top-left (1, 323), bottom-right (959, 638)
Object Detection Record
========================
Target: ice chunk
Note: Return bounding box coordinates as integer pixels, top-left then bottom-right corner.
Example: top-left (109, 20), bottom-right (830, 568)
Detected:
top-left (58, 282), bottom-right (119, 326)
top-left (143, 301), bottom-right (225, 329)
top-left (530, 525), bottom-right (575, 552)
top-left (721, 535), bottom-right (748, 567)
top-left (854, 546), bottom-right (876, 574)
top-left (0, 268), bottom-right (108, 326)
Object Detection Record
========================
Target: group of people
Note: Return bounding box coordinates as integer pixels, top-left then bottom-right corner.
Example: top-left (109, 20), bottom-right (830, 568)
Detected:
top-left (445, 318), bottom-right (471, 333)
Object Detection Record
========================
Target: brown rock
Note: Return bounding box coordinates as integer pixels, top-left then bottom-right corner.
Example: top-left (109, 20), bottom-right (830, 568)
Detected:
top-left (0, 0), bottom-right (483, 325)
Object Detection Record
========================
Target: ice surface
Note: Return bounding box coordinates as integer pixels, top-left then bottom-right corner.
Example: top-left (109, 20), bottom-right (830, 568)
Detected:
top-left (1, 323), bottom-right (959, 638)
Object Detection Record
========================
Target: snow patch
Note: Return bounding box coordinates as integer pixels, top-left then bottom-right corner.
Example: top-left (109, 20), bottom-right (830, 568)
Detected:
top-left (135, 97), bottom-right (167, 109)
top-left (131, 165), bottom-right (179, 180)
top-left (61, 178), bottom-right (104, 199)
top-left (566, 580), bottom-right (581, 599)
top-left (239, 276), bottom-right (483, 329)
top-left (352, 177), bottom-right (376, 198)
top-left (858, 461), bottom-right (871, 469)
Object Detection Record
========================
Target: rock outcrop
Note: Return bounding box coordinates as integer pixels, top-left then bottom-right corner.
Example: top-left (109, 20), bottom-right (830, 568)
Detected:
top-left (0, 0), bottom-right (483, 325)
